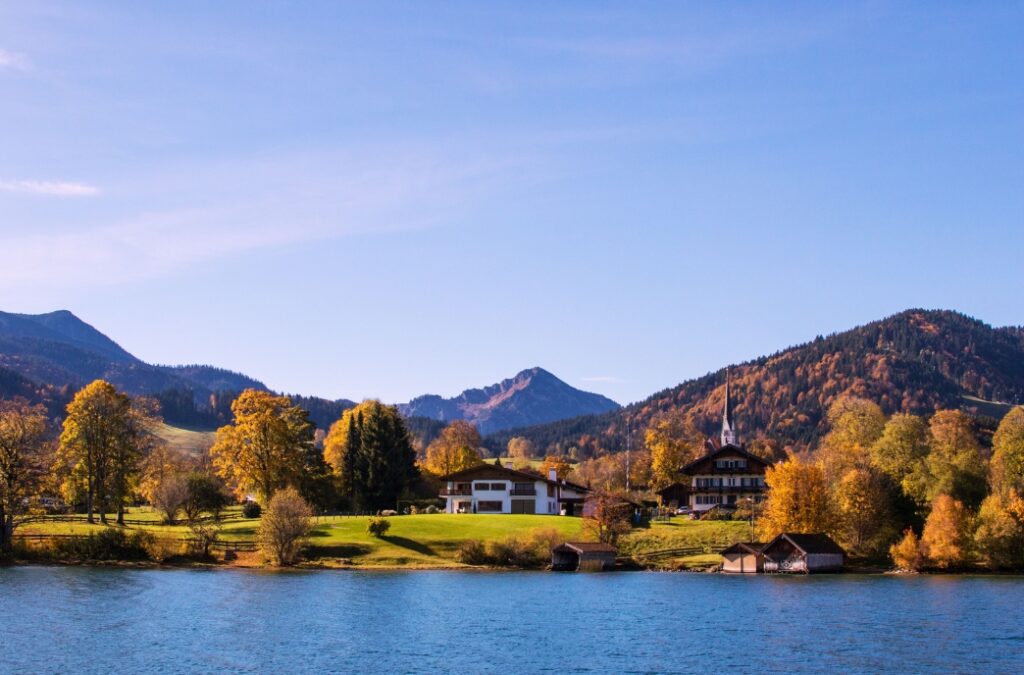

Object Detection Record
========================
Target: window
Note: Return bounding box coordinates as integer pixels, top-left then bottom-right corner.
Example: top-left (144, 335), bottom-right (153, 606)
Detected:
top-left (477, 501), bottom-right (503, 512)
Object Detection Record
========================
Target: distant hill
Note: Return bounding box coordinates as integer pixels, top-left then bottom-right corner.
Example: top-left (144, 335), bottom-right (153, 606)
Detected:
top-left (483, 310), bottom-right (1024, 457)
top-left (399, 367), bottom-right (620, 435)
top-left (0, 310), bottom-right (352, 430)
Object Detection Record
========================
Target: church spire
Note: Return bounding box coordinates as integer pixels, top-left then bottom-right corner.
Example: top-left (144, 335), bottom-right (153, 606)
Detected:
top-left (721, 368), bottom-right (739, 447)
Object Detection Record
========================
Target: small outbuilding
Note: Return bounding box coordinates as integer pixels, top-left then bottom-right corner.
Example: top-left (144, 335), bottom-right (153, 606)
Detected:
top-left (761, 533), bottom-right (845, 573)
top-left (720, 542), bottom-right (765, 573)
top-left (551, 542), bottom-right (618, 572)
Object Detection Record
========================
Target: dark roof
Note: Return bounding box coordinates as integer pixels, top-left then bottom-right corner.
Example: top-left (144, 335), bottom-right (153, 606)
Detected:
top-left (766, 533), bottom-right (845, 556)
top-left (553, 542), bottom-right (618, 554)
top-left (720, 542), bottom-right (765, 555)
top-left (440, 463), bottom-right (590, 492)
top-left (680, 444), bottom-right (773, 474)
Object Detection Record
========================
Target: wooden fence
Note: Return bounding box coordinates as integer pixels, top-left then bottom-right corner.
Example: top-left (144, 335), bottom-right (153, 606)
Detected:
top-left (12, 532), bottom-right (258, 552)
top-left (15, 513), bottom-right (244, 527)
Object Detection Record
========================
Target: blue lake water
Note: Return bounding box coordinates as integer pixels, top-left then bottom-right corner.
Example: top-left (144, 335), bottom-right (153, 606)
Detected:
top-left (1, 567), bottom-right (1023, 674)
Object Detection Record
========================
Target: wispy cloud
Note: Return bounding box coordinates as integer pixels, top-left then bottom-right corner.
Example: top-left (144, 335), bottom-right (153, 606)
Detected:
top-left (0, 48), bottom-right (30, 71)
top-left (0, 180), bottom-right (100, 197)
top-left (0, 144), bottom-right (533, 289)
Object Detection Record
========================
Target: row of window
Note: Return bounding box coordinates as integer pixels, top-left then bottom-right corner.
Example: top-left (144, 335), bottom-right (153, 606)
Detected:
top-left (714, 459), bottom-right (748, 469)
top-left (695, 495), bottom-right (766, 505)
top-left (695, 477), bottom-right (763, 488)
top-left (474, 482), bottom-right (507, 491)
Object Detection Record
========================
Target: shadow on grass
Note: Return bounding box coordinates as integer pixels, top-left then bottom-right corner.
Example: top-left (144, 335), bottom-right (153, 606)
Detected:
top-left (309, 544), bottom-right (372, 558)
top-left (381, 536), bottom-right (436, 557)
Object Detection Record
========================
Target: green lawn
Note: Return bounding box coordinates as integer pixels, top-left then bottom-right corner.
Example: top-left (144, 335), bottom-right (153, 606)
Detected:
top-left (18, 509), bottom-right (752, 569)
top-left (303, 514), bottom-right (584, 568)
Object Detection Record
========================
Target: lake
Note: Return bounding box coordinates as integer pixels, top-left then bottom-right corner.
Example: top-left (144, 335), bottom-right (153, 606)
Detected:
top-left (1, 567), bottom-right (1023, 674)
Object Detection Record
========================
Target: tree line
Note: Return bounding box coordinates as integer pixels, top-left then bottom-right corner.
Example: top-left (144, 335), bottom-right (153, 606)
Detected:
top-left (756, 397), bottom-right (1024, 570)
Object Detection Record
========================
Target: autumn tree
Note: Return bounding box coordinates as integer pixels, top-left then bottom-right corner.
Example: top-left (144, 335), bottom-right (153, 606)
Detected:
top-left (539, 455), bottom-right (573, 481)
top-left (324, 400), bottom-right (418, 511)
top-left (870, 413), bottom-right (930, 491)
top-left (582, 491), bottom-right (633, 544)
top-left (0, 399), bottom-right (49, 553)
top-left (150, 475), bottom-right (189, 525)
top-left (57, 380), bottom-right (137, 524)
top-left (921, 410), bottom-right (987, 509)
top-left (990, 406), bottom-right (1024, 496)
top-left (645, 411), bottom-right (703, 490)
top-left (210, 389), bottom-right (315, 503)
top-left (257, 486), bottom-right (313, 566)
top-left (110, 397), bottom-right (162, 524)
top-left (423, 420), bottom-right (482, 477)
top-left (834, 468), bottom-right (895, 557)
top-left (816, 397), bottom-right (885, 485)
top-left (974, 490), bottom-right (1024, 569)
top-left (889, 529), bottom-right (924, 572)
top-left (139, 442), bottom-right (190, 508)
top-left (758, 452), bottom-right (839, 539)
top-left (182, 473), bottom-right (230, 522)
top-left (920, 494), bottom-right (973, 569)
top-left (507, 437), bottom-right (536, 470)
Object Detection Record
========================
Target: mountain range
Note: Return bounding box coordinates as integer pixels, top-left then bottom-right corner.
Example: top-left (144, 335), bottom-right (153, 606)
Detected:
top-left (483, 309), bottom-right (1024, 457)
top-left (398, 367), bottom-right (620, 435)
top-left (0, 310), bottom-right (616, 434)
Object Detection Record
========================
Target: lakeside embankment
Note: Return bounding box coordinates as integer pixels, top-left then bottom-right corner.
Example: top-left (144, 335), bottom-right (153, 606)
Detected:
top-left (9, 509), bottom-right (749, 571)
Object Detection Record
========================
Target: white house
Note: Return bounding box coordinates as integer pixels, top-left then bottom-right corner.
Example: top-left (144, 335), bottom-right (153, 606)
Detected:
top-left (440, 463), bottom-right (589, 515)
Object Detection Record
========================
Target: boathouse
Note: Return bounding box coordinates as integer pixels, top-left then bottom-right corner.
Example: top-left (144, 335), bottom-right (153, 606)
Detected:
top-left (551, 542), bottom-right (618, 571)
top-left (720, 542), bottom-right (765, 573)
top-left (760, 533), bottom-right (845, 573)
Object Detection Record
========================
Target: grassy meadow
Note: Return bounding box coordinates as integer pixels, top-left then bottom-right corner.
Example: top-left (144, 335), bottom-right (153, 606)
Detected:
top-left (18, 508), bottom-right (745, 569)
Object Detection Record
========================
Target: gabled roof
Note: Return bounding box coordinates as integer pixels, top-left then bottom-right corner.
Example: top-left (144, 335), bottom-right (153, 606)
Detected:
top-left (553, 542), bottom-right (618, 554)
top-left (680, 444), bottom-right (773, 474)
top-left (440, 463), bottom-right (589, 492)
top-left (720, 542), bottom-right (765, 555)
top-left (764, 533), bottom-right (845, 556)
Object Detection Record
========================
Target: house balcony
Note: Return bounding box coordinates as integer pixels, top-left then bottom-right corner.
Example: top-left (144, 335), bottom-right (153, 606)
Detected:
top-left (693, 485), bottom-right (766, 493)
top-left (440, 488), bottom-right (472, 496)
top-left (510, 487), bottom-right (537, 496)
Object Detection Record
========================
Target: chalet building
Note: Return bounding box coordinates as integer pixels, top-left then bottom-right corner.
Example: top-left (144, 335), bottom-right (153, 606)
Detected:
top-left (760, 533), bottom-right (845, 573)
top-left (440, 463), bottom-right (589, 515)
top-left (680, 373), bottom-right (773, 513)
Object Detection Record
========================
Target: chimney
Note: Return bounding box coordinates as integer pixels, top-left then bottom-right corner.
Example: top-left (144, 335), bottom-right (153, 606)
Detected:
top-left (548, 469), bottom-right (558, 481)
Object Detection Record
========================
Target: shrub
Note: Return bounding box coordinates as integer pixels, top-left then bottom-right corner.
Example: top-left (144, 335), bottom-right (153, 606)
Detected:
top-left (257, 487), bottom-right (312, 566)
top-left (188, 521), bottom-right (221, 558)
top-left (890, 529), bottom-right (924, 572)
top-left (53, 529), bottom-right (153, 561)
top-left (379, 509), bottom-right (398, 517)
top-left (455, 528), bottom-right (561, 569)
top-left (242, 501), bottom-right (262, 519)
top-left (367, 517), bottom-right (391, 538)
top-left (456, 539), bottom-right (489, 565)
top-left (424, 505), bottom-right (440, 514)
top-left (144, 537), bottom-right (184, 563)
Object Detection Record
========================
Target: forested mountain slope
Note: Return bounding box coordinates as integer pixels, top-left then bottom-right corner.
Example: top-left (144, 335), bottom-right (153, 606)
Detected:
top-left (484, 310), bottom-right (1024, 457)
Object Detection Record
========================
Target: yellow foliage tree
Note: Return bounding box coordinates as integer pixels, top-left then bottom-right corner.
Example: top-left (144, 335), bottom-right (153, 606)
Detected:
top-left (645, 411), bottom-right (702, 490)
top-left (757, 452), bottom-right (839, 539)
top-left (889, 528), bottom-right (924, 571)
top-left (923, 410), bottom-right (987, 508)
top-left (817, 397), bottom-right (885, 485)
top-left (920, 494), bottom-right (972, 569)
top-left (209, 389), bottom-right (315, 503)
top-left (991, 406), bottom-right (1024, 496)
top-left (423, 420), bottom-right (482, 476)
top-left (974, 490), bottom-right (1024, 569)
top-left (507, 437), bottom-right (536, 470)
top-left (834, 467), bottom-right (895, 557)
top-left (539, 455), bottom-right (573, 481)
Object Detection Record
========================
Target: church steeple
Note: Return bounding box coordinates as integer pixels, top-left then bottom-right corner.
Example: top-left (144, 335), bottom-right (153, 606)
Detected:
top-left (721, 368), bottom-right (739, 447)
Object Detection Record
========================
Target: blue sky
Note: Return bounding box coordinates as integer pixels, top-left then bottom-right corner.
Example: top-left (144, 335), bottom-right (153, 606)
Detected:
top-left (1, 2), bottom-right (1021, 405)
